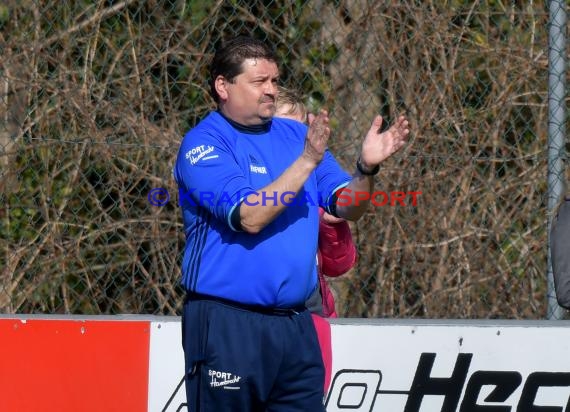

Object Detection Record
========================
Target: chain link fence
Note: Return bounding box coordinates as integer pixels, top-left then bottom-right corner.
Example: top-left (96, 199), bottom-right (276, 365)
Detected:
top-left (0, 0), bottom-right (566, 319)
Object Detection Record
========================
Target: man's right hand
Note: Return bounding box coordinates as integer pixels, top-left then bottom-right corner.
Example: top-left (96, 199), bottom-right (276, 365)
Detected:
top-left (302, 109), bottom-right (330, 165)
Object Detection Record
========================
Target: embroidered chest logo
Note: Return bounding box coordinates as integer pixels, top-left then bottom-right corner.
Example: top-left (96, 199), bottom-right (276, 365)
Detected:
top-left (208, 369), bottom-right (242, 390)
top-left (249, 154), bottom-right (267, 174)
top-left (185, 145), bottom-right (217, 165)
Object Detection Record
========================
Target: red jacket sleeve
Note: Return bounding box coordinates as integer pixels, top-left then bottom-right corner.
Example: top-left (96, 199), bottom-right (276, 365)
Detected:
top-left (318, 213), bottom-right (357, 277)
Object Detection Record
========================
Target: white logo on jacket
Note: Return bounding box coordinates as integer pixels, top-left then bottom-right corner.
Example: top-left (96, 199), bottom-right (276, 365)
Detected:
top-left (185, 145), bottom-right (217, 165)
top-left (208, 368), bottom-right (242, 390)
top-left (250, 165), bottom-right (267, 174)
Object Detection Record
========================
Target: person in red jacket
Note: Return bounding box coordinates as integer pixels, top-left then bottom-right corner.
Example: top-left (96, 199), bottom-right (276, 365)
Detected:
top-left (317, 208), bottom-right (357, 317)
top-left (275, 86), bottom-right (357, 393)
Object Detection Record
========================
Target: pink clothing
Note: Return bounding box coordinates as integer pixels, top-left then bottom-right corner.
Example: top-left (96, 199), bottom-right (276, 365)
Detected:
top-left (311, 314), bottom-right (332, 393)
top-left (313, 209), bottom-right (357, 394)
top-left (317, 209), bottom-right (357, 318)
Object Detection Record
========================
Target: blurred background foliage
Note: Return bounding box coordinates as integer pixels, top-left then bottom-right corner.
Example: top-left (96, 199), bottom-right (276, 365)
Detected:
top-left (0, 0), bottom-right (564, 318)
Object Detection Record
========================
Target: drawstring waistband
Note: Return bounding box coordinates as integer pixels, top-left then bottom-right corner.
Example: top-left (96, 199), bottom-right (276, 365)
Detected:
top-left (185, 292), bottom-right (305, 316)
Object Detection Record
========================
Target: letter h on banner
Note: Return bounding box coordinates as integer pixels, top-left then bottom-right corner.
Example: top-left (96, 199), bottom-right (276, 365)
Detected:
top-left (404, 353), bottom-right (472, 412)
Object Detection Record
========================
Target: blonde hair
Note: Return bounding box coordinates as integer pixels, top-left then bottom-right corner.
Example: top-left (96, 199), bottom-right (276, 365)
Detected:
top-left (275, 86), bottom-right (307, 122)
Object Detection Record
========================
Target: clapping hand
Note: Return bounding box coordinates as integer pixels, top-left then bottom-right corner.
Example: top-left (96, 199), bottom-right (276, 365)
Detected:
top-left (359, 115), bottom-right (409, 169)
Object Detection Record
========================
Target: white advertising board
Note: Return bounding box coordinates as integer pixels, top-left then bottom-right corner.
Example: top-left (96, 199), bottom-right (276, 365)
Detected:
top-left (145, 318), bottom-right (570, 412)
top-left (326, 320), bottom-right (570, 412)
top-left (148, 320), bottom-right (187, 412)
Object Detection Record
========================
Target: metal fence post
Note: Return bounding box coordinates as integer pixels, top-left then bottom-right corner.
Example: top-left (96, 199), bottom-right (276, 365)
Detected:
top-left (547, 0), bottom-right (567, 320)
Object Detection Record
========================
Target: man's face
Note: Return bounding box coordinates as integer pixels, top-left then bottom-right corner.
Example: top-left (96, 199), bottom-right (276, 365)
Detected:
top-left (217, 58), bottom-right (279, 125)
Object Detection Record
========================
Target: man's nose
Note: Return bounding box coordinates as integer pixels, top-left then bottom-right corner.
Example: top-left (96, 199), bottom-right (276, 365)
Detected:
top-left (265, 82), bottom-right (278, 96)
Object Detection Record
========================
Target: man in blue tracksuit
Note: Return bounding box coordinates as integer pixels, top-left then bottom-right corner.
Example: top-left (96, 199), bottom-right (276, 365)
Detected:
top-left (173, 35), bottom-right (410, 411)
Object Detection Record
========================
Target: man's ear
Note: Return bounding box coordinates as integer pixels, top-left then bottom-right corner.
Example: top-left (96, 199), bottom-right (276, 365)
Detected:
top-left (215, 75), bottom-right (229, 101)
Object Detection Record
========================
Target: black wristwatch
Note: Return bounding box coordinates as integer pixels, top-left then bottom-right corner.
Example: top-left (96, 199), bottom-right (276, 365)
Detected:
top-left (356, 157), bottom-right (380, 176)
